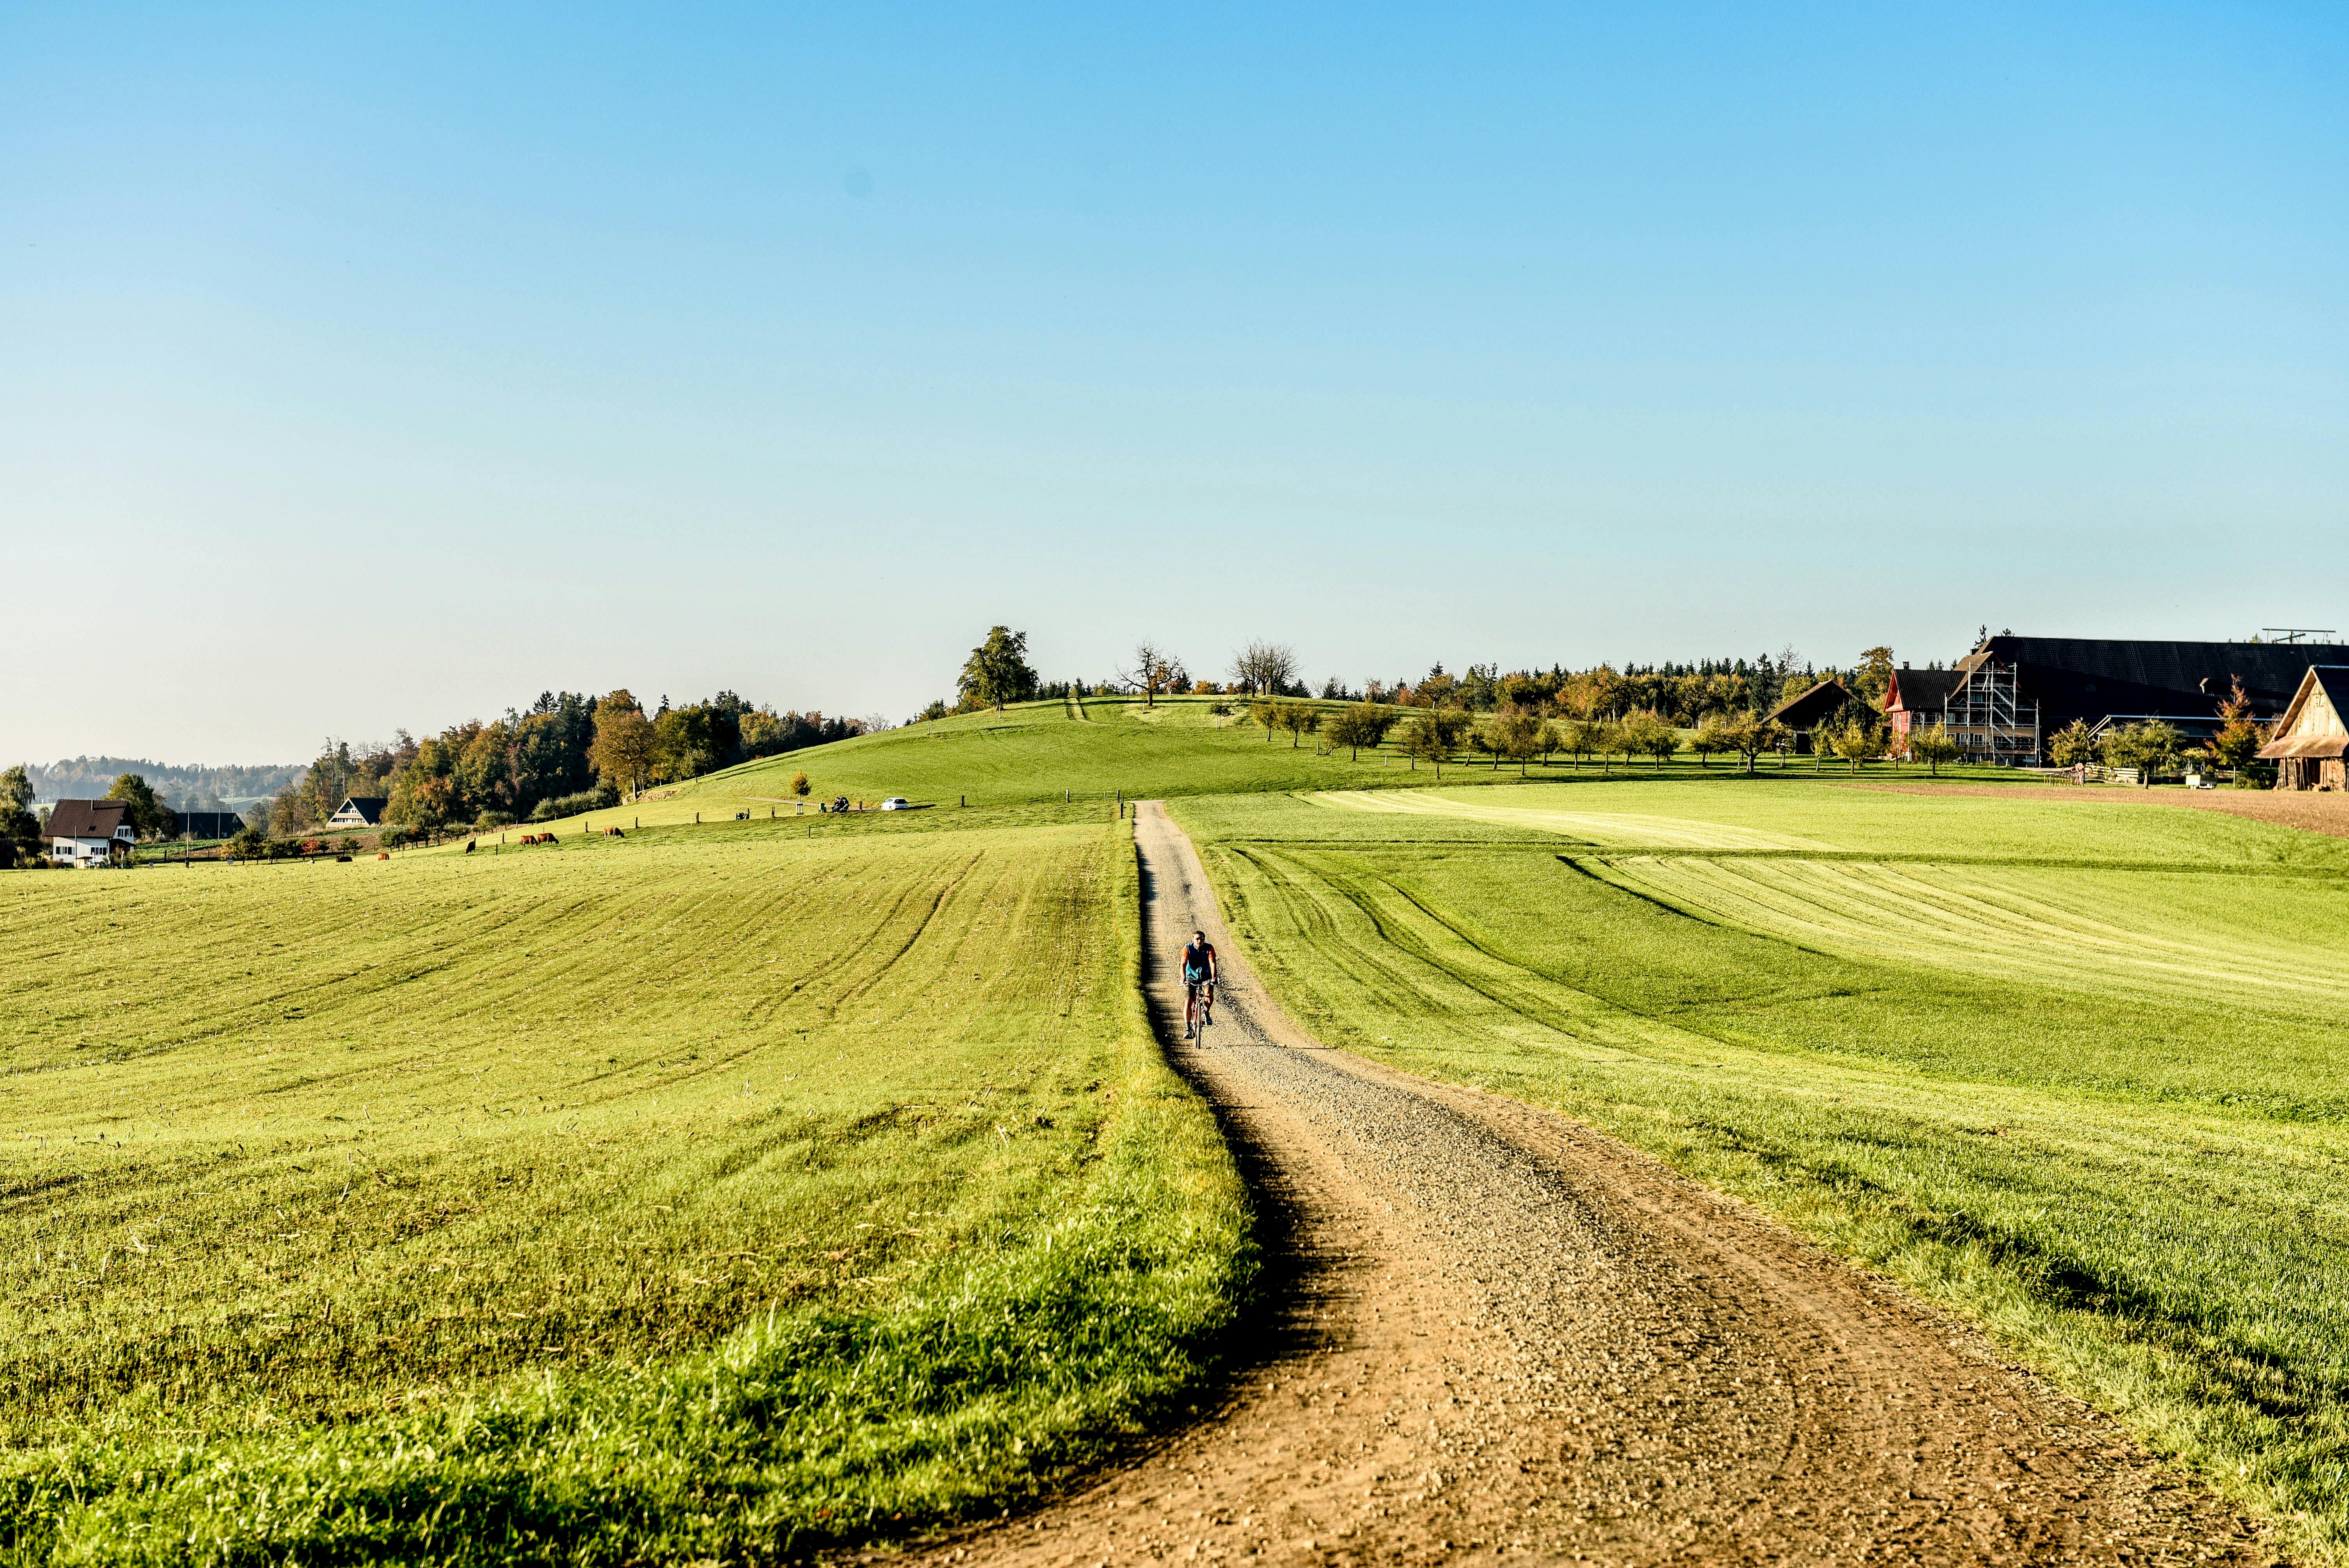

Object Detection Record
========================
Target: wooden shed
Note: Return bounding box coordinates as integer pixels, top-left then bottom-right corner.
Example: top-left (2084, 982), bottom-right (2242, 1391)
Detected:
top-left (2256, 666), bottom-right (2349, 791)
top-left (1765, 678), bottom-right (1855, 755)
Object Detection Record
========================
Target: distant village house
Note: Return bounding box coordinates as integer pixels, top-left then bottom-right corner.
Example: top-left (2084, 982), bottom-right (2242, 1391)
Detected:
top-left (2256, 666), bottom-right (2349, 792)
top-left (327, 796), bottom-right (390, 828)
top-left (46, 799), bottom-right (137, 868)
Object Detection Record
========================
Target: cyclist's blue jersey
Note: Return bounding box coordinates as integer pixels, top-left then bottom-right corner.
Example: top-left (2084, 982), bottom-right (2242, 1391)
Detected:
top-left (1182, 941), bottom-right (1215, 981)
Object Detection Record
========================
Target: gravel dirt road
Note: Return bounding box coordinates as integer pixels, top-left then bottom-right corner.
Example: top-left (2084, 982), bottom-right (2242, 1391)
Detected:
top-left (913, 804), bottom-right (2274, 1566)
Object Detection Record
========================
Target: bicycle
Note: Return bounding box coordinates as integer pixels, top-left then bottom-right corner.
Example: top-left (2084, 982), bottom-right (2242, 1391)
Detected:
top-left (1185, 976), bottom-right (1214, 1041)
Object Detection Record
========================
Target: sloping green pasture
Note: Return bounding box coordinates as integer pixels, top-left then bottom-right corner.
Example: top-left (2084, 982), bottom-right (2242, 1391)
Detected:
top-left (0, 809), bottom-right (1249, 1564)
top-left (1176, 782), bottom-right (2349, 1556)
top-left (683, 697), bottom-right (1394, 813)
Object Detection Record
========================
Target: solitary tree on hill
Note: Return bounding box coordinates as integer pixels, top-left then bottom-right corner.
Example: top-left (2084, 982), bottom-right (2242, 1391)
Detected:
top-left (1123, 641), bottom-right (1188, 708)
top-left (589, 690), bottom-right (660, 799)
top-left (959, 626), bottom-right (1040, 711)
top-left (1229, 640), bottom-right (1299, 697)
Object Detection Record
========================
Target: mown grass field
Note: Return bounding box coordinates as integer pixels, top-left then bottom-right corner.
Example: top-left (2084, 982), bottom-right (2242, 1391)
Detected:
top-left (0, 805), bottom-right (1249, 1564)
top-left (1174, 782), bottom-right (2349, 1557)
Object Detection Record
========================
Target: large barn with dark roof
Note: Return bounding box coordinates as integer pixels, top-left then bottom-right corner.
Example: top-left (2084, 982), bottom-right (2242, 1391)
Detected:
top-left (1938, 635), bottom-right (2349, 764)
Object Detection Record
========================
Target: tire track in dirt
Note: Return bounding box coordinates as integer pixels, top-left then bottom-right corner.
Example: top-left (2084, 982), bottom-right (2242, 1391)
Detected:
top-left (910, 803), bottom-right (2274, 1566)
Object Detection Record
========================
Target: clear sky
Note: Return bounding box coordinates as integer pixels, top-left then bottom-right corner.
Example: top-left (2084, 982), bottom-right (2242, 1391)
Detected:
top-left (5, 4), bottom-right (2344, 763)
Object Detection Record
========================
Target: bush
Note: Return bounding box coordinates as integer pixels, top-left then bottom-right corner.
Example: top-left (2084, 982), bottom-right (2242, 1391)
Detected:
top-left (476, 811), bottom-right (517, 830)
top-left (226, 828), bottom-right (269, 860)
top-left (531, 786), bottom-right (618, 822)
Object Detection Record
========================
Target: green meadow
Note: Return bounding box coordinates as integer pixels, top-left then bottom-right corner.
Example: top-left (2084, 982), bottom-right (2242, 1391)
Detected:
top-left (14, 705), bottom-right (2345, 1562)
top-left (1173, 780), bottom-right (2349, 1556)
top-left (0, 806), bottom-right (1248, 1565)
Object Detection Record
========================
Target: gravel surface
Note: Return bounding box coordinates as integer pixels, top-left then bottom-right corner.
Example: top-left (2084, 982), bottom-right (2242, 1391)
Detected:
top-left (907, 804), bottom-right (2277, 1567)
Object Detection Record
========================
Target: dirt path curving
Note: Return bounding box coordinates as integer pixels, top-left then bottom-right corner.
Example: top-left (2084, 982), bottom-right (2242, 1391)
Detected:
top-left (911, 804), bottom-right (2274, 1566)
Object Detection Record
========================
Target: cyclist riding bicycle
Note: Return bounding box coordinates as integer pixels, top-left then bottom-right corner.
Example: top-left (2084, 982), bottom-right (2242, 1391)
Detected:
top-left (1181, 929), bottom-right (1218, 1039)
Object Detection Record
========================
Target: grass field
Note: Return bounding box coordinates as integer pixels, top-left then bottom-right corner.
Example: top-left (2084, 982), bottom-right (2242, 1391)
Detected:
top-left (1174, 782), bottom-right (2349, 1557)
top-left (0, 805), bottom-right (1250, 1564)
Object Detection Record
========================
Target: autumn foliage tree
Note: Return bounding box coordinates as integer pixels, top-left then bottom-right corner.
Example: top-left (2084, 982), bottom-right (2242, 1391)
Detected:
top-left (589, 691), bottom-right (659, 799)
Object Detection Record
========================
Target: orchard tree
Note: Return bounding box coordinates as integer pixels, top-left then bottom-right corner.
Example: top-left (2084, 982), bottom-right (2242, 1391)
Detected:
top-left (1400, 710), bottom-right (1471, 777)
top-left (1689, 717), bottom-right (1732, 768)
top-left (1908, 724), bottom-right (1961, 776)
top-left (1278, 702), bottom-right (1322, 748)
top-left (2105, 720), bottom-right (2183, 787)
top-left (959, 626), bottom-right (1040, 711)
top-left (1620, 711), bottom-right (1680, 772)
top-left (1325, 702), bottom-right (1398, 760)
top-left (1718, 712), bottom-right (1786, 775)
top-left (1828, 718), bottom-right (1887, 775)
top-left (1488, 710), bottom-right (1543, 775)
top-left (1251, 698), bottom-right (1283, 742)
top-left (2047, 719), bottom-right (2098, 768)
top-left (1561, 719), bottom-right (1606, 771)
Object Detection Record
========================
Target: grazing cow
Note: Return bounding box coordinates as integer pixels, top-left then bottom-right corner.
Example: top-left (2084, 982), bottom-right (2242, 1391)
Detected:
top-left (464, 840), bottom-right (477, 853)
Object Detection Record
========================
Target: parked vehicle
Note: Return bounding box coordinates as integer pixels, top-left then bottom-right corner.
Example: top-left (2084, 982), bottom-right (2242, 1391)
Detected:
top-left (880, 797), bottom-right (911, 811)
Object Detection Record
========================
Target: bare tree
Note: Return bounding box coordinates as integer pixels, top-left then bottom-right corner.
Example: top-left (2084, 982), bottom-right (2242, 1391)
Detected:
top-left (1122, 641), bottom-right (1189, 708)
top-left (1228, 640), bottom-right (1299, 697)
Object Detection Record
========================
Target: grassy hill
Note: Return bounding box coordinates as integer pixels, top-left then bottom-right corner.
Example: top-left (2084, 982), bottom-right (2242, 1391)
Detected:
top-left (684, 694), bottom-right (1392, 810)
top-left (492, 694), bottom-right (2054, 841)
top-left (1174, 781), bottom-right (2349, 1557)
top-left (0, 809), bottom-right (1248, 1564)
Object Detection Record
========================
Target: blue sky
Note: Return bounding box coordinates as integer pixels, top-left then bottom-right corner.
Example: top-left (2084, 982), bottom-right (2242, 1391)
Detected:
top-left (5, 4), bottom-right (2344, 761)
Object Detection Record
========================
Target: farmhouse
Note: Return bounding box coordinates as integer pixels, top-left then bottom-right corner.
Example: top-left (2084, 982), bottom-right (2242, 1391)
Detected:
top-left (328, 796), bottom-right (390, 827)
top-left (1883, 666), bottom-right (1963, 753)
top-left (2256, 666), bottom-right (2349, 791)
top-left (174, 810), bottom-right (244, 839)
top-left (1766, 678), bottom-right (1854, 755)
top-left (47, 799), bottom-right (137, 867)
top-left (1940, 634), bottom-right (2349, 764)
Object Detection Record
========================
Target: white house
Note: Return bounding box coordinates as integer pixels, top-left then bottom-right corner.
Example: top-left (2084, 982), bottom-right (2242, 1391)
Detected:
top-left (328, 796), bottom-right (390, 827)
top-left (47, 799), bottom-right (137, 867)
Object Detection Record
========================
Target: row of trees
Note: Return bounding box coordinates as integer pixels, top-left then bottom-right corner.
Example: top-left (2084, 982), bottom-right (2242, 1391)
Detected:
top-left (254, 689), bottom-right (871, 836)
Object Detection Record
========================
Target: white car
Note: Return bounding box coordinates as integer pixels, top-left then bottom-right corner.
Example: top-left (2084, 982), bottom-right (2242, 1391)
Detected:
top-left (880, 796), bottom-right (912, 811)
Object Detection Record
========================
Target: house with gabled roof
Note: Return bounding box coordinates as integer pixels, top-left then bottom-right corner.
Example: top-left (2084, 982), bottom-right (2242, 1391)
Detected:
top-left (328, 796), bottom-right (390, 827)
top-left (1764, 677), bottom-right (1854, 754)
top-left (1883, 666), bottom-right (1963, 754)
top-left (46, 799), bottom-right (137, 867)
top-left (2256, 666), bottom-right (2349, 791)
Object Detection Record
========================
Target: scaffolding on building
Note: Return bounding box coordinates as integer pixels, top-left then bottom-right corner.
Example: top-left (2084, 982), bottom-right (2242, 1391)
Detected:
top-left (1948, 659), bottom-right (2041, 764)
